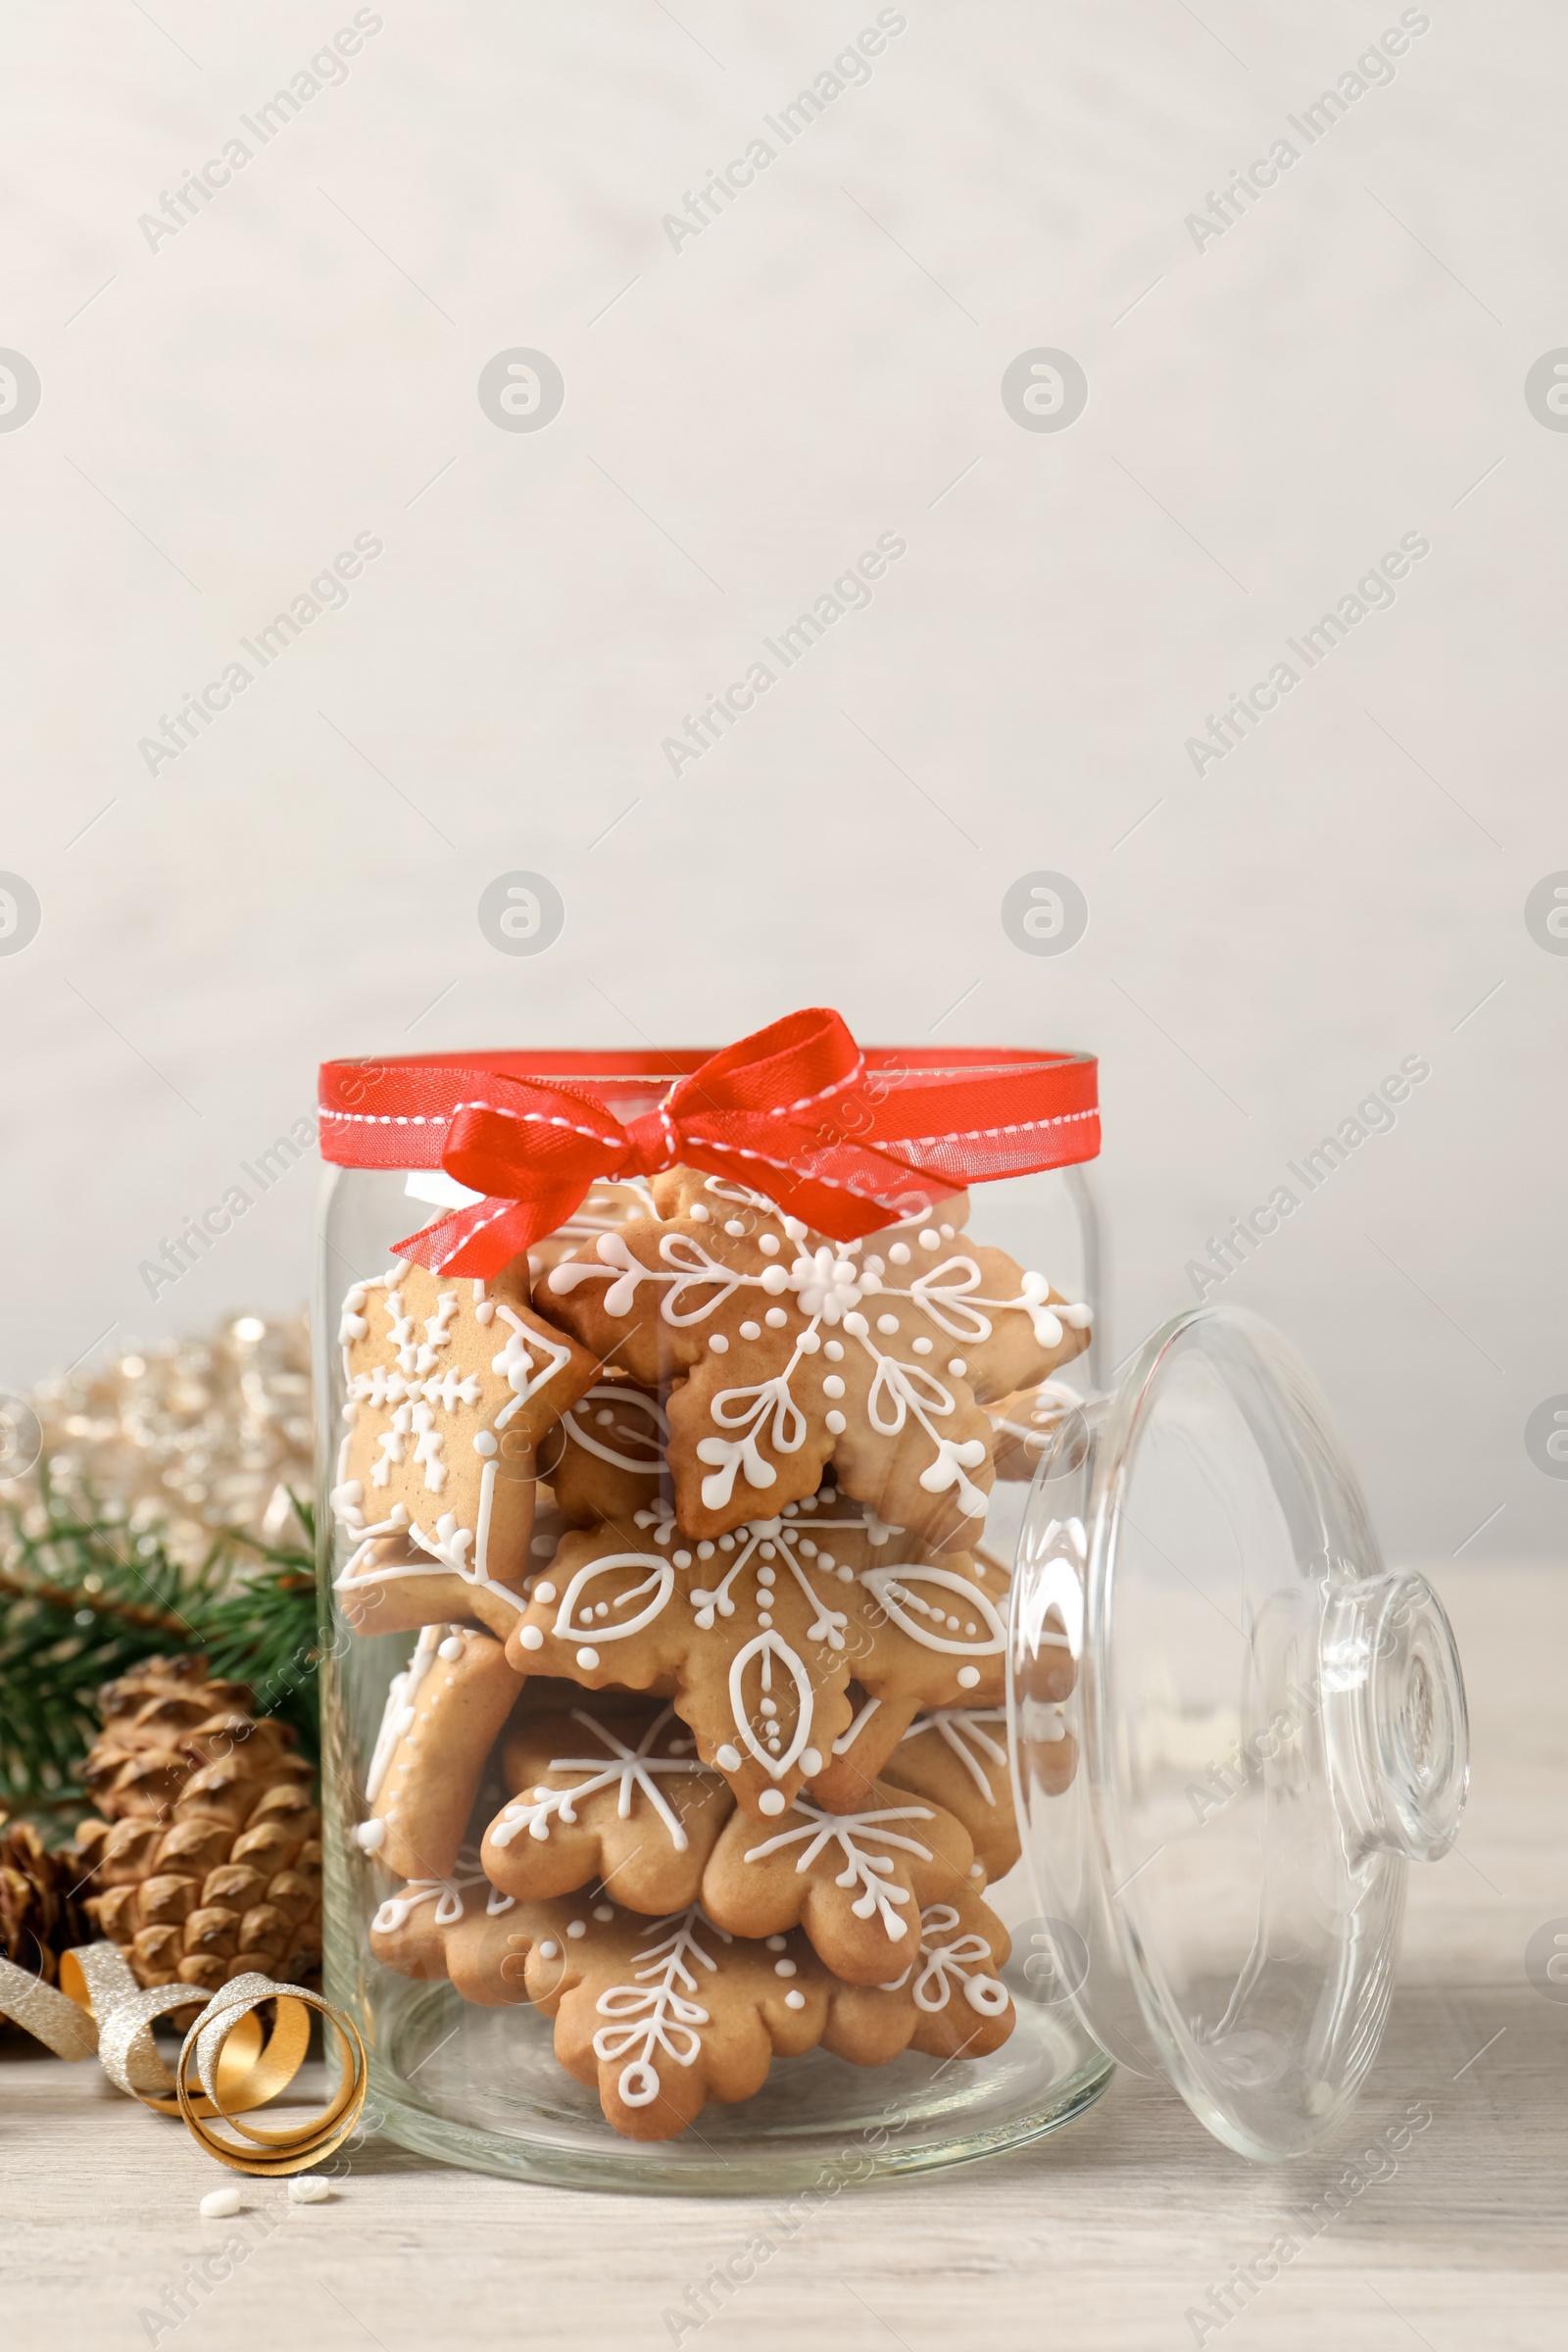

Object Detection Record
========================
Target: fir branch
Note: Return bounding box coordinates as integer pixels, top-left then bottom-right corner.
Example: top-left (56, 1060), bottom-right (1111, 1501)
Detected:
top-left (0, 1473), bottom-right (322, 1827)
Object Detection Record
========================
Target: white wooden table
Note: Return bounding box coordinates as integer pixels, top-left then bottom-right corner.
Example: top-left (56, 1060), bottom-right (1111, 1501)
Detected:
top-left (4, 1563), bottom-right (1563, 2352)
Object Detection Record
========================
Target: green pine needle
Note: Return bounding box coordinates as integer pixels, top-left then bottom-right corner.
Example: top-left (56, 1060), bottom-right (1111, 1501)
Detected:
top-left (0, 1471), bottom-right (321, 1835)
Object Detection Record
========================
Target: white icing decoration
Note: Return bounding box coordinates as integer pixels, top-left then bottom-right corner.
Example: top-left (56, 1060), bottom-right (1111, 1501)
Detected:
top-left (858, 1562), bottom-right (1005, 1659)
top-left (901, 1706), bottom-right (1009, 1805)
top-left (364, 1626), bottom-right (441, 1804)
top-left (559, 1383), bottom-right (668, 1476)
top-left (592, 1905), bottom-right (731, 2110)
top-left (906, 1902), bottom-right (1007, 2017)
top-left (742, 1799), bottom-right (935, 1943)
top-left (832, 1693), bottom-right (882, 1756)
top-left (332, 1265), bottom-right (576, 1590)
top-left (550, 1553), bottom-right (675, 1645)
top-left (547, 1206), bottom-right (1084, 1527)
top-left (371, 1845), bottom-right (512, 1935)
top-left (490, 1705), bottom-right (717, 1855)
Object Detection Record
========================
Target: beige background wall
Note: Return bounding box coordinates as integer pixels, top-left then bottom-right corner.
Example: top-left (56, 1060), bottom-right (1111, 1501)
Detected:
top-left (1, 0), bottom-right (1563, 1563)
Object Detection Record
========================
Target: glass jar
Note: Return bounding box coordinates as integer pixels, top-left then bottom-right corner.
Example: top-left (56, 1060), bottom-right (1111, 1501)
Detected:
top-left (315, 1045), bottom-right (1466, 2190)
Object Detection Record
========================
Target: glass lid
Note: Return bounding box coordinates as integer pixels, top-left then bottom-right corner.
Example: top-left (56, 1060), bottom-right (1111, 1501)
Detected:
top-left (1009, 1303), bottom-right (1468, 2161)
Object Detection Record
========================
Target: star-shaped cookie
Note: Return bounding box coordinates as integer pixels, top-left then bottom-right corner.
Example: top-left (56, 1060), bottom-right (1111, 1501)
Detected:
top-left (330, 1255), bottom-right (599, 1628)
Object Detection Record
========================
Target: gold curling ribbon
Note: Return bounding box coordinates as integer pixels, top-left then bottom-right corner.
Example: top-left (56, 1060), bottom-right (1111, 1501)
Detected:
top-left (0, 1942), bottom-right (367, 2175)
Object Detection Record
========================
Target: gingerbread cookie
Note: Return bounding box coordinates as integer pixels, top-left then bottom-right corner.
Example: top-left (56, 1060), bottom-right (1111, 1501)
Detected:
top-left (537, 1170), bottom-right (1090, 1550)
top-left (880, 1707), bottom-right (1021, 1879)
top-left (988, 1378), bottom-right (1085, 1481)
top-left (502, 1505), bottom-right (863, 1820)
top-left (330, 1257), bottom-right (598, 1629)
top-left (352, 1624), bottom-right (525, 1881)
top-left (482, 1699), bottom-right (733, 1913)
top-left (801, 1520), bottom-right (1012, 1809)
top-left (701, 1781), bottom-right (977, 1984)
top-left (527, 1177), bottom-right (660, 1281)
top-left (822, 1891), bottom-right (1015, 2064)
top-left (540, 1381), bottom-right (670, 1530)
top-left (521, 1895), bottom-right (828, 2141)
top-left (368, 1846), bottom-right (512, 1978)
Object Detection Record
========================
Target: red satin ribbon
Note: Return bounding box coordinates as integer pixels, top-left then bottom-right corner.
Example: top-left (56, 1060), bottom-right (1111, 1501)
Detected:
top-left (318, 1007), bottom-right (1098, 1277)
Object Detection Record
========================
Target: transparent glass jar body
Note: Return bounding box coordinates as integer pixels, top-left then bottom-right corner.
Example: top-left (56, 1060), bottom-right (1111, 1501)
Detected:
top-left (318, 1145), bottom-right (1108, 2191)
top-left (317, 1110), bottom-right (1465, 2189)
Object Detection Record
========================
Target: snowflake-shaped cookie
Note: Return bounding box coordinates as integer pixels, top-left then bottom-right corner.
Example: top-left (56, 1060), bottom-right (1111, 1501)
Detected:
top-left (330, 1257), bottom-right (598, 1630)
top-left (701, 1781), bottom-right (976, 1984)
top-left (501, 1501), bottom-right (870, 1818)
top-left (537, 1169), bottom-right (1090, 1551)
top-left (482, 1699), bottom-right (732, 1912)
top-left (520, 1896), bottom-right (828, 2140)
top-left (502, 1485), bottom-right (1008, 1823)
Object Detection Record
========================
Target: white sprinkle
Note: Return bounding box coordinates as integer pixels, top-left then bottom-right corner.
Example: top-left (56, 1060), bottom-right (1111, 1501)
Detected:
top-left (576, 1646), bottom-right (600, 1669)
top-left (534, 1582), bottom-right (556, 1603)
top-left (947, 1357), bottom-right (967, 1378)
top-left (519, 1626), bottom-right (544, 1651)
top-left (802, 1748), bottom-right (822, 1775)
top-left (774, 1957), bottom-right (798, 1978)
top-left (825, 1411), bottom-right (847, 1435)
top-left (956, 1665), bottom-right (981, 1689)
top-left (567, 1919), bottom-right (587, 1938)
top-left (437, 1636), bottom-right (465, 1662)
top-left (716, 1743), bottom-right (742, 1772)
top-left (353, 1819), bottom-right (385, 1852)
top-left (764, 1306), bottom-right (788, 1327)
top-left (758, 1788), bottom-right (788, 1815)
top-left (740, 1320), bottom-right (760, 1341)
top-left (877, 1315), bottom-right (900, 1335)
top-left (919, 1229), bottom-right (940, 1250)
top-left (759, 1233), bottom-right (780, 1255)
top-left (710, 1334), bottom-right (729, 1353)
top-left (912, 1337), bottom-right (933, 1355)
top-left (822, 1376), bottom-right (845, 1399)
top-left (785, 1989), bottom-right (807, 2010)
top-left (725, 1218), bottom-right (747, 1237)
top-left (766, 1935), bottom-right (787, 1951)
top-left (673, 1549), bottom-right (692, 1568)
top-left (288, 2175), bottom-right (330, 2204)
top-left (889, 1243), bottom-right (911, 1264)
top-left (473, 1431), bottom-right (498, 1457)
top-left (538, 1938), bottom-right (560, 1959)
top-left (690, 1203), bottom-right (710, 1221)
top-left (200, 2187), bottom-right (243, 2219)
top-left (593, 1903), bottom-right (614, 1922)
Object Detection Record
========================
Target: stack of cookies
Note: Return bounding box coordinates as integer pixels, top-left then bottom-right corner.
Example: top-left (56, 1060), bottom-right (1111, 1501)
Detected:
top-left (329, 1169), bottom-right (1089, 2141)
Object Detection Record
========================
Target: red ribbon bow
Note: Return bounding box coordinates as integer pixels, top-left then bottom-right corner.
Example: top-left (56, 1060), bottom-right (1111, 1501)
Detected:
top-left (318, 1007), bottom-right (1098, 1278)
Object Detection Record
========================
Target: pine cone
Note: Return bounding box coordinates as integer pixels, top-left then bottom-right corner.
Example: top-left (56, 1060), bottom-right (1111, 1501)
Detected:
top-left (0, 1811), bottom-right (87, 1985)
top-left (73, 1656), bottom-right (320, 1993)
